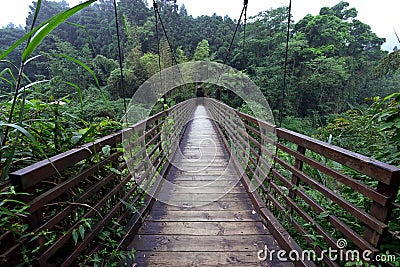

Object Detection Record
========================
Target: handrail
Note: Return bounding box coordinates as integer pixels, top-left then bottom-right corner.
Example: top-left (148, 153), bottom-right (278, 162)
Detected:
top-left (3, 99), bottom-right (195, 266)
top-left (205, 98), bottom-right (400, 267)
top-left (3, 97), bottom-right (399, 266)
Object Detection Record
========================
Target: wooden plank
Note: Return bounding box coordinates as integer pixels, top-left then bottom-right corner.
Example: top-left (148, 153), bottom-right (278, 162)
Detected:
top-left (166, 177), bottom-right (240, 182)
top-left (154, 192), bottom-right (253, 202)
top-left (163, 179), bottom-right (241, 187)
top-left (126, 103), bottom-right (294, 267)
top-left (151, 199), bottom-right (254, 211)
top-left (137, 221), bottom-right (267, 235)
top-left (149, 210), bottom-right (261, 222)
top-left (132, 251), bottom-right (293, 267)
top-left (158, 186), bottom-right (246, 194)
top-left (129, 234), bottom-right (275, 252)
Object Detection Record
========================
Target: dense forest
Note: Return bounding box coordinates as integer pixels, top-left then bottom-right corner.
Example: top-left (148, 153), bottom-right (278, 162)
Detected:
top-left (0, 0), bottom-right (399, 265)
top-left (1, 0), bottom-right (399, 171)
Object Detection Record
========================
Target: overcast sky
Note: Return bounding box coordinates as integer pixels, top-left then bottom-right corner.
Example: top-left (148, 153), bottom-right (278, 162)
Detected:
top-left (1, 0), bottom-right (399, 51)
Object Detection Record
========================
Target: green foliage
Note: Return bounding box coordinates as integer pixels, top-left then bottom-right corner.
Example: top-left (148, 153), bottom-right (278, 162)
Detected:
top-left (1, 0), bottom-right (400, 265)
top-left (22, 0), bottom-right (97, 61)
top-left (193, 39), bottom-right (210, 61)
top-left (316, 93), bottom-right (400, 165)
top-left (374, 50), bottom-right (400, 76)
top-left (0, 186), bottom-right (30, 236)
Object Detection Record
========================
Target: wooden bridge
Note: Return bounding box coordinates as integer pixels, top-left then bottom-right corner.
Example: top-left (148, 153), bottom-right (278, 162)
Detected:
top-left (4, 98), bottom-right (400, 266)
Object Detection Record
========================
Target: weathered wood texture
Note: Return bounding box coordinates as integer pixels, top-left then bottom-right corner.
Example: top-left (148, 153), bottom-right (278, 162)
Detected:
top-left (4, 98), bottom-right (399, 267)
top-left (206, 98), bottom-right (400, 267)
top-left (4, 100), bottom-right (195, 266)
top-left (130, 104), bottom-right (292, 267)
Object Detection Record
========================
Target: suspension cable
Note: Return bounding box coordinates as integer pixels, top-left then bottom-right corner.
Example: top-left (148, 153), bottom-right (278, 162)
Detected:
top-left (113, 0), bottom-right (127, 113)
top-left (153, 0), bottom-right (187, 102)
top-left (273, 0), bottom-right (292, 171)
top-left (242, 0), bottom-right (248, 65)
top-left (223, 0), bottom-right (248, 65)
top-left (215, 0), bottom-right (248, 101)
top-left (154, 3), bottom-right (179, 66)
top-left (279, 0), bottom-right (292, 128)
top-left (153, 1), bottom-right (165, 108)
top-left (154, 1), bottom-right (162, 76)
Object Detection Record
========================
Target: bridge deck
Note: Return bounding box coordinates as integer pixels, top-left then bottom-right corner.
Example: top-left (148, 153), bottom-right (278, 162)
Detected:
top-left (129, 104), bottom-right (292, 266)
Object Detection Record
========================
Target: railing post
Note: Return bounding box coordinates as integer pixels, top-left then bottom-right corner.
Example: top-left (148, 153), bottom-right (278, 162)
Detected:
top-left (364, 177), bottom-right (400, 247)
top-left (216, 88), bottom-right (221, 100)
top-left (288, 145), bottom-right (306, 200)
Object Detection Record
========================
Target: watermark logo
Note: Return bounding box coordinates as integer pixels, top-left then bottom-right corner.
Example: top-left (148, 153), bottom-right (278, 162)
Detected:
top-left (257, 239), bottom-right (397, 264)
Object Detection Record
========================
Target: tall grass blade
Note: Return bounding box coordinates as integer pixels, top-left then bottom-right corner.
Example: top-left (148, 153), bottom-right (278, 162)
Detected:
top-left (56, 53), bottom-right (99, 87)
top-left (62, 81), bottom-right (83, 108)
top-left (0, 1), bottom-right (47, 61)
top-left (28, 0), bottom-right (42, 43)
top-left (20, 80), bottom-right (50, 92)
top-left (22, 0), bottom-right (97, 62)
top-left (55, 53), bottom-right (112, 113)
top-left (0, 123), bottom-right (41, 153)
top-left (67, 21), bottom-right (96, 55)
top-left (25, 55), bottom-right (43, 66)
top-left (0, 60), bottom-right (19, 72)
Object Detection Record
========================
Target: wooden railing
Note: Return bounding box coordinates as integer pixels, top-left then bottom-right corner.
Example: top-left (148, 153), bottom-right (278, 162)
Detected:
top-left (3, 98), bottom-right (399, 266)
top-left (206, 98), bottom-right (400, 267)
top-left (3, 100), bottom-right (194, 266)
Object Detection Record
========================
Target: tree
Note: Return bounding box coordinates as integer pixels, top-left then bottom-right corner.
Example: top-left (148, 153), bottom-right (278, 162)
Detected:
top-left (193, 39), bottom-right (210, 61)
top-left (119, 0), bottom-right (152, 26)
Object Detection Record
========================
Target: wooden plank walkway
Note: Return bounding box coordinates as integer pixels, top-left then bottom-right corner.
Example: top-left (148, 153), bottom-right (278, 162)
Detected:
top-left (129, 104), bottom-right (292, 266)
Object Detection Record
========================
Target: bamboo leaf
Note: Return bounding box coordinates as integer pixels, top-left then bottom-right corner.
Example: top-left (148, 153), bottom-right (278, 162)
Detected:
top-left (62, 81), bottom-right (83, 108)
top-left (22, 0), bottom-right (97, 61)
top-left (25, 54), bottom-right (43, 65)
top-left (0, 77), bottom-right (13, 87)
top-left (55, 53), bottom-right (99, 88)
top-left (0, 0), bottom-right (42, 61)
top-left (0, 123), bottom-right (40, 150)
top-left (119, 198), bottom-right (138, 213)
top-left (54, 53), bottom-right (112, 113)
top-left (20, 80), bottom-right (50, 92)
top-left (27, 0), bottom-right (43, 43)
top-left (0, 21), bottom-right (51, 61)
top-left (66, 21), bottom-right (86, 30)
top-left (72, 124), bottom-right (97, 147)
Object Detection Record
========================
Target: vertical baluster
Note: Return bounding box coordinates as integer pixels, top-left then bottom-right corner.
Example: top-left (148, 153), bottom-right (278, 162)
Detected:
top-left (364, 177), bottom-right (400, 247)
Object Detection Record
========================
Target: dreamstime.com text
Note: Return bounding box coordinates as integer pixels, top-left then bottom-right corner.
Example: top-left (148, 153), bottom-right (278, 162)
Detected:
top-left (257, 239), bottom-right (397, 264)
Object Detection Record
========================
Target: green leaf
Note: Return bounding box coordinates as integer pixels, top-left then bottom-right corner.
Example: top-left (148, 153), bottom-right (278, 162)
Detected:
top-left (78, 225), bottom-right (85, 240)
top-left (317, 210), bottom-right (331, 219)
top-left (72, 229), bottom-right (79, 245)
top-left (119, 198), bottom-right (138, 213)
top-left (71, 135), bottom-right (82, 145)
top-left (110, 168), bottom-right (122, 175)
top-left (54, 53), bottom-right (112, 114)
top-left (22, 0), bottom-right (96, 61)
top-left (380, 122), bottom-right (394, 131)
top-left (0, 29), bottom-right (38, 61)
top-left (102, 145), bottom-right (111, 157)
top-left (72, 125), bottom-right (97, 147)
top-left (55, 53), bottom-right (99, 88)
top-left (0, 123), bottom-right (41, 151)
